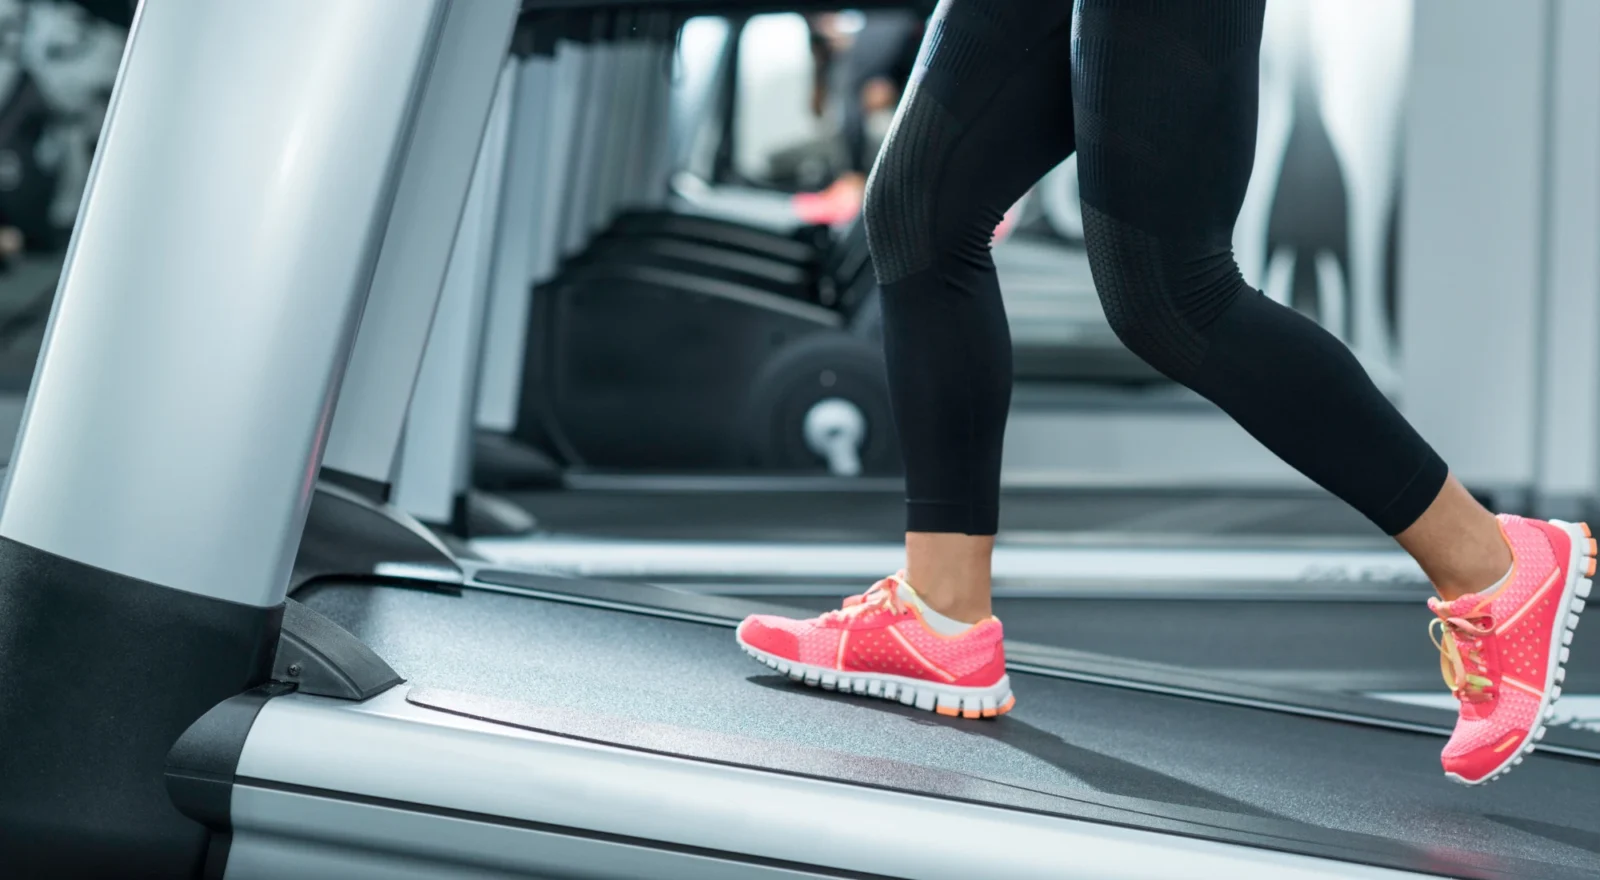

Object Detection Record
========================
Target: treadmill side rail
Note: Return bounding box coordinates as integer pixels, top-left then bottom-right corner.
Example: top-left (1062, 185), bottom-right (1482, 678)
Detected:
top-left (165, 683), bottom-right (297, 832)
top-left (228, 689), bottom-right (1427, 880)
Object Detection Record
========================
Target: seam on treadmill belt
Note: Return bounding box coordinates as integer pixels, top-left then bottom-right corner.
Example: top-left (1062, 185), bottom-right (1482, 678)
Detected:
top-left (1006, 661), bottom-right (1453, 737)
top-left (469, 579), bottom-right (735, 627)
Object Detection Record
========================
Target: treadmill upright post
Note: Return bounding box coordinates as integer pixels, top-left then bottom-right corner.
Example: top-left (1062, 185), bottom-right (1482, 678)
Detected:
top-left (394, 59), bottom-right (518, 527)
top-left (0, 1), bottom-right (451, 875)
top-left (561, 14), bottom-right (606, 258)
top-left (319, 0), bottom-right (519, 502)
top-left (477, 21), bottom-right (591, 461)
top-left (475, 28), bottom-right (557, 434)
top-left (641, 19), bottom-right (678, 212)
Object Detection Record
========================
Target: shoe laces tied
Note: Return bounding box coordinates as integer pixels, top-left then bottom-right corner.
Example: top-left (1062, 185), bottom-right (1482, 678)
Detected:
top-left (825, 573), bottom-right (908, 623)
top-left (1428, 597), bottom-right (1495, 702)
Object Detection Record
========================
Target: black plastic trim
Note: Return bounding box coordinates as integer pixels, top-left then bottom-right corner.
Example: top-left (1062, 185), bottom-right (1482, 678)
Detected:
top-left (272, 599), bottom-right (404, 700)
top-left (291, 481), bottom-right (464, 594)
top-left (166, 684), bottom-right (287, 829)
top-left (0, 536), bottom-right (283, 878)
top-left (165, 683), bottom-right (296, 879)
top-left (320, 466), bottom-right (392, 505)
top-left (520, 10), bottom-right (566, 56)
top-left (471, 430), bottom-right (563, 491)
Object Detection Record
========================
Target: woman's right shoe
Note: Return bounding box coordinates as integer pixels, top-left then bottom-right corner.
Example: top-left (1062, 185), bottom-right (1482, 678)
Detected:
top-left (736, 572), bottom-right (1014, 718)
top-left (1428, 515), bottom-right (1593, 784)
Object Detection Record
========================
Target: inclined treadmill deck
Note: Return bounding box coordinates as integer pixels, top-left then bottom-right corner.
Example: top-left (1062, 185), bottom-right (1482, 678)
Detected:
top-left (296, 575), bottom-right (1600, 879)
top-left (481, 483), bottom-right (1510, 692)
top-left (509, 484), bottom-right (1387, 543)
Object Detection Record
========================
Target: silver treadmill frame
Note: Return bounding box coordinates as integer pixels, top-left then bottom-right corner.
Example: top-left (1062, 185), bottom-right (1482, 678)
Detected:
top-left (225, 686), bottom-right (1422, 880)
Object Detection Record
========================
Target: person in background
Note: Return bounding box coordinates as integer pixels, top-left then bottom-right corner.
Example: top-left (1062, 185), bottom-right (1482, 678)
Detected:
top-left (796, 9), bottom-right (924, 225)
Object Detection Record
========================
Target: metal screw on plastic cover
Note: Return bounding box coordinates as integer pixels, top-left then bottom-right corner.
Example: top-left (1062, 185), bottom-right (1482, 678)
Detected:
top-left (286, 663), bottom-right (302, 677)
top-left (804, 398), bottom-right (866, 477)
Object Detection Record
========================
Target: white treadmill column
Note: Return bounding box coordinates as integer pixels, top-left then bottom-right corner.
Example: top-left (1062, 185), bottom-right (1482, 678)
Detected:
top-left (0, 2), bottom-right (453, 874)
top-left (474, 28), bottom-right (588, 438)
top-left (627, 16), bottom-right (675, 211)
top-left (561, 19), bottom-right (605, 257)
top-left (642, 24), bottom-right (679, 211)
top-left (319, 0), bottom-right (518, 501)
top-left (475, 39), bottom-right (556, 433)
top-left (1398, 0), bottom-right (1549, 503)
top-left (395, 59), bottom-right (516, 526)
top-left (0, 0), bottom-right (453, 608)
top-left (593, 14), bottom-right (642, 229)
top-left (1534, 0), bottom-right (1600, 519)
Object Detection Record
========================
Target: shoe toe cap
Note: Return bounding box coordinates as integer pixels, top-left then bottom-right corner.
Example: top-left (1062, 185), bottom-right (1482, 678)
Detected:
top-left (1440, 719), bottom-right (1529, 783)
top-left (737, 615), bottom-right (801, 659)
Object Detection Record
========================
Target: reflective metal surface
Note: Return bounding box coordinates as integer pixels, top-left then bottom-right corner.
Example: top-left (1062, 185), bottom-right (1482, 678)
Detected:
top-left (0, 0), bottom-right (448, 604)
top-left (321, 0), bottom-right (517, 488)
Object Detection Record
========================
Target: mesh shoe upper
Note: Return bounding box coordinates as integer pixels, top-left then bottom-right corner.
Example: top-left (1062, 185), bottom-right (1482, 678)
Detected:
top-left (1430, 515), bottom-right (1579, 779)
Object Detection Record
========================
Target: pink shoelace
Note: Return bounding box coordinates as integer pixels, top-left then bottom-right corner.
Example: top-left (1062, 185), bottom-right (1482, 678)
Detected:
top-left (825, 574), bottom-right (909, 623)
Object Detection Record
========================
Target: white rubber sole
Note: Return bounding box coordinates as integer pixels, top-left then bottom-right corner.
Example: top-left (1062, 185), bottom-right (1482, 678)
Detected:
top-left (1446, 519), bottom-right (1593, 786)
top-left (737, 631), bottom-right (1015, 719)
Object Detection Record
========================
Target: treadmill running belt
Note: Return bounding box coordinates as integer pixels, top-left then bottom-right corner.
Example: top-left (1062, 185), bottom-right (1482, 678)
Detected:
top-left (511, 487), bottom-right (1386, 543)
top-left (296, 580), bottom-right (1600, 878)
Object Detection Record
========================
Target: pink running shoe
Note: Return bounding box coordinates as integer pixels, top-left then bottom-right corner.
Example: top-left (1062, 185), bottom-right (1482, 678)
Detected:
top-left (1428, 515), bottom-right (1594, 785)
top-left (736, 572), bottom-right (1015, 718)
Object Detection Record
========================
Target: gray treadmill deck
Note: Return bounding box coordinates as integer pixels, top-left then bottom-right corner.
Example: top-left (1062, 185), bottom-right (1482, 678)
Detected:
top-left (508, 485), bottom-right (1387, 544)
top-left (297, 578), bottom-right (1600, 879)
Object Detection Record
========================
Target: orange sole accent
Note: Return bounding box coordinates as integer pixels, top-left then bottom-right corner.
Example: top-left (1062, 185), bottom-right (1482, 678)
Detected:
top-left (1581, 522), bottom-right (1592, 538)
top-left (1492, 733), bottom-right (1524, 753)
top-left (1588, 538), bottom-right (1597, 556)
top-left (1588, 558), bottom-right (1596, 578)
top-left (996, 695), bottom-right (1017, 716)
top-left (935, 705), bottom-right (960, 717)
top-left (962, 708), bottom-right (982, 719)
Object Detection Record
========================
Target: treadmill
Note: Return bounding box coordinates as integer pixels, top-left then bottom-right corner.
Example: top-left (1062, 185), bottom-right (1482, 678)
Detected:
top-left (5, 3), bottom-right (1600, 879)
top-left (426, 0), bottom-right (1585, 699)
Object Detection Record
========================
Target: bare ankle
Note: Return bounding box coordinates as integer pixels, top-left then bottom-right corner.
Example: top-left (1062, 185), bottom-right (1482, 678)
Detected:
top-left (905, 532), bottom-right (995, 623)
top-left (1396, 475), bottom-right (1513, 601)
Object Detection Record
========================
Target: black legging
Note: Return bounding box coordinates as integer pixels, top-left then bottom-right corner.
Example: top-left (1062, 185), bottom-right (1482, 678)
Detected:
top-left (863, 0), bottom-right (1446, 537)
